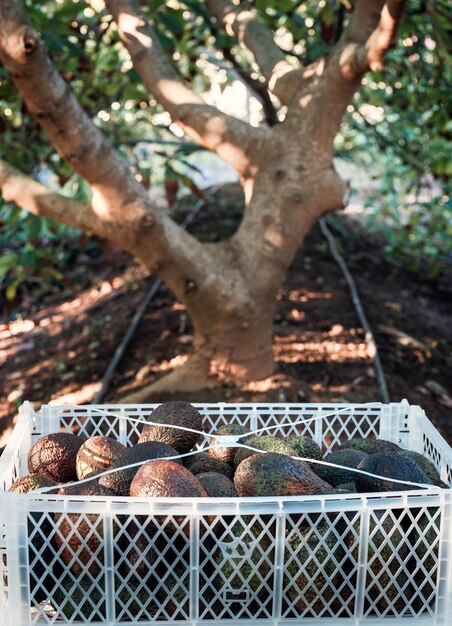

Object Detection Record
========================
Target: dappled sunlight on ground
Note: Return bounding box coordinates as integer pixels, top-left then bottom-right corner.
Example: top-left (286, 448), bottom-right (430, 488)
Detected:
top-left (48, 382), bottom-right (102, 406)
top-left (275, 333), bottom-right (369, 364)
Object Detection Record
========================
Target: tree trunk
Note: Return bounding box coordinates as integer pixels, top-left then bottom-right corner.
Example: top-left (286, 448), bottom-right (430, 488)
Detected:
top-left (122, 288), bottom-right (277, 400)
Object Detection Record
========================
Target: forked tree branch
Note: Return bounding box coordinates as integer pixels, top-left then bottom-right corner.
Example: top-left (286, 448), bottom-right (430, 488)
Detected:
top-left (0, 160), bottom-right (102, 232)
top-left (340, 0), bottom-right (408, 77)
top-left (293, 0), bottom-right (408, 156)
top-left (104, 0), bottom-right (260, 177)
top-left (0, 0), bottom-right (151, 243)
top-left (205, 0), bottom-right (302, 104)
top-left (0, 0), bottom-right (236, 303)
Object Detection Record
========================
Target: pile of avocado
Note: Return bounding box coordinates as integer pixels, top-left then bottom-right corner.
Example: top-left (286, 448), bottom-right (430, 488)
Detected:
top-left (7, 401), bottom-right (448, 620)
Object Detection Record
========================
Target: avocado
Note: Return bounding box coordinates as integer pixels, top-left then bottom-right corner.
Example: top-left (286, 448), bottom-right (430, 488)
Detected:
top-left (130, 460), bottom-right (208, 541)
top-left (338, 437), bottom-right (401, 454)
top-left (190, 457), bottom-right (234, 480)
top-left (208, 423), bottom-right (249, 464)
top-left (404, 508), bottom-right (441, 612)
top-left (154, 563), bottom-right (190, 621)
top-left (233, 435), bottom-right (296, 468)
top-left (28, 432), bottom-right (85, 482)
top-left (98, 441), bottom-right (181, 495)
top-left (314, 449), bottom-right (368, 486)
top-left (348, 510), bottom-right (410, 614)
top-left (184, 450), bottom-right (210, 469)
top-left (355, 452), bottom-right (433, 493)
top-left (138, 401), bottom-right (203, 454)
top-left (335, 481), bottom-right (357, 493)
top-left (234, 453), bottom-right (334, 497)
top-left (197, 472), bottom-right (238, 497)
top-left (51, 573), bottom-right (155, 621)
top-left (55, 481), bottom-right (116, 575)
top-left (9, 473), bottom-right (56, 493)
top-left (283, 517), bottom-right (346, 616)
top-left (210, 516), bottom-right (275, 611)
top-left (76, 436), bottom-right (127, 480)
top-left (130, 460), bottom-right (208, 498)
top-left (398, 450), bottom-right (448, 488)
top-left (8, 474), bottom-right (61, 605)
top-left (286, 435), bottom-right (322, 467)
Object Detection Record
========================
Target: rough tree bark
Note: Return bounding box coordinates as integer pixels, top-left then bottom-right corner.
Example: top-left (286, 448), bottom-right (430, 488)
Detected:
top-left (0, 0), bottom-right (408, 396)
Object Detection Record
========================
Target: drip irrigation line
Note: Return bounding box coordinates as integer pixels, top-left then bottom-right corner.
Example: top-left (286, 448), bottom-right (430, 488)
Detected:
top-left (91, 197), bottom-right (206, 405)
top-left (319, 217), bottom-right (390, 404)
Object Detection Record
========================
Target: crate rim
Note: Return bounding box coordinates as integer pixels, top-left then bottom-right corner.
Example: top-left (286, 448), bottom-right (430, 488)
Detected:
top-left (1, 399), bottom-right (451, 507)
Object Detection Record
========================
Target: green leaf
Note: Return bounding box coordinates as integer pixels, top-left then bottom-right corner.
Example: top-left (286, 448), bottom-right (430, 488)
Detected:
top-left (0, 252), bottom-right (19, 277)
top-left (6, 276), bottom-right (24, 301)
top-left (41, 267), bottom-right (65, 281)
top-left (26, 216), bottom-right (42, 240)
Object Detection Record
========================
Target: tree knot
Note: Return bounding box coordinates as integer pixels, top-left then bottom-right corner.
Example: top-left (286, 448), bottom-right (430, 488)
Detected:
top-left (140, 214), bottom-right (154, 229)
top-left (185, 279), bottom-right (197, 294)
top-left (10, 26), bottom-right (40, 63)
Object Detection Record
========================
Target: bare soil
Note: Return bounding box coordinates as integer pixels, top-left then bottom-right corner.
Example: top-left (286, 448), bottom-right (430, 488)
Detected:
top-left (1, 185), bottom-right (451, 450)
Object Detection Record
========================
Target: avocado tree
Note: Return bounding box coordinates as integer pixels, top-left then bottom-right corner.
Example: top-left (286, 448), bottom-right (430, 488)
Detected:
top-left (0, 0), bottom-right (425, 395)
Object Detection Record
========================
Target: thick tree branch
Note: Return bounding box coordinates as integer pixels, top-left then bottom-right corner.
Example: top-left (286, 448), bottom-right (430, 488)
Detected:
top-left (0, 0), bottom-right (150, 239)
top-left (0, 160), bottom-right (103, 232)
top-left (205, 0), bottom-right (302, 105)
top-left (0, 0), bottom-right (244, 308)
top-left (340, 0), bottom-right (408, 77)
top-left (284, 1), bottom-right (408, 160)
top-left (104, 0), bottom-right (260, 177)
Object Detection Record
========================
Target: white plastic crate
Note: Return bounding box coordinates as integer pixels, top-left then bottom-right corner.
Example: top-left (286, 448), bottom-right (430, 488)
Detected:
top-left (0, 400), bottom-right (451, 626)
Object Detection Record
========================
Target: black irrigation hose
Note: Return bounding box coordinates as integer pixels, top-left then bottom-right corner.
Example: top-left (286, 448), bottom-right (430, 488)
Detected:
top-left (319, 217), bottom-right (390, 404)
top-left (91, 198), bottom-right (206, 405)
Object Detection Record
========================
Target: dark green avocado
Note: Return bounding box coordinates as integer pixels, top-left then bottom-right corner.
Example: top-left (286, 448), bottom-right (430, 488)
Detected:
top-left (314, 449), bottom-right (368, 486)
top-left (338, 437), bottom-right (401, 454)
top-left (355, 452), bottom-right (433, 492)
top-left (234, 452), bottom-right (334, 497)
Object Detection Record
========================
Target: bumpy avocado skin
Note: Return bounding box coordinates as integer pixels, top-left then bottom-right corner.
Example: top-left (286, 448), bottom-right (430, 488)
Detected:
top-left (190, 457), bottom-right (234, 480)
top-left (197, 472), bottom-right (238, 497)
top-left (234, 452), bottom-right (334, 497)
top-left (28, 432), bottom-right (85, 482)
top-left (130, 459), bottom-right (208, 498)
top-left (284, 517), bottom-right (347, 617)
top-left (314, 449), bottom-right (368, 487)
top-left (54, 482), bottom-right (116, 575)
top-left (98, 441), bottom-right (181, 495)
top-left (52, 574), bottom-right (156, 621)
top-left (398, 449), bottom-right (448, 488)
top-left (76, 436), bottom-right (127, 480)
top-left (338, 437), bottom-right (401, 454)
top-left (9, 473), bottom-right (56, 493)
top-left (233, 435), bottom-right (297, 468)
top-left (138, 401), bottom-right (203, 454)
top-left (208, 423), bottom-right (249, 465)
top-left (184, 450), bottom-right (210, 469)
top-left (8, 474), bottom-right (61, 605)
top-left (355, 452), bottom-right (433, 492)
top-left (287, 435), bottom-right (322, 466)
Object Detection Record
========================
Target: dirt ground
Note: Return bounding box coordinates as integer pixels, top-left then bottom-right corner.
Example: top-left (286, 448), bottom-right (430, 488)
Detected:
top-left (1, 185), bottom-right (451, 451)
